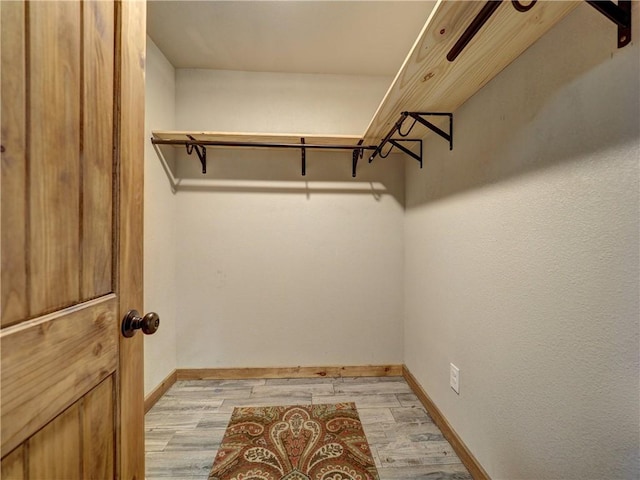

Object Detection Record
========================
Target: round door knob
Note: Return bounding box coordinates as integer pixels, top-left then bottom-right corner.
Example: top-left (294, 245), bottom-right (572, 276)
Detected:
top-left (121, 310), bottom-right (160, 338)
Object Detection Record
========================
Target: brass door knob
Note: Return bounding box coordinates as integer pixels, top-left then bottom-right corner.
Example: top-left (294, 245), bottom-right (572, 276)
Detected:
top-left (121, 310), bottom-right (160, 338)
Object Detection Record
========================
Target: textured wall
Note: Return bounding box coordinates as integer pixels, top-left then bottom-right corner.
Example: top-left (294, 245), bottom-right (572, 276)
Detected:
top-left (172, 69), bottom-right (405, 368)
top-left (143, 37), bottom-right (178, 395)
top-left (175, 69), bottom-right (391, 135)
top-left (404, 5), bottom-right (639, 480)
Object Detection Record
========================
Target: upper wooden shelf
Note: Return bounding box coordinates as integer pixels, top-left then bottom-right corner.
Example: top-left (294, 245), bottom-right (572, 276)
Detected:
top-left (362, 0), bottom-right (579, 144)
top-left (151, 131), bottom-right (368, 176)
top-left (151, 131), bottom-right (363, 147)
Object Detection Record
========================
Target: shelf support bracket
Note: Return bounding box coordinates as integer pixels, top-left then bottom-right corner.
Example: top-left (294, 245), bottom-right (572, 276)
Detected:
top-left (369, 113), bottom-right (410, 163)
top-left (369, 112), bottom-right (452, 165)
top-left (186, 135), bottom-right (207, 174)
top-left (301, 137), bottom-right (306, 176)
top-left (389, 139), bottom-right (423, 168)
top-left (585, 0), bottom-right (631, 48)
top-left (407, 112), bottom-right (453, 151)
top-left (353, 140), bottom-right (364, 177)
top-left (352, 150), bottom-right (359, 177)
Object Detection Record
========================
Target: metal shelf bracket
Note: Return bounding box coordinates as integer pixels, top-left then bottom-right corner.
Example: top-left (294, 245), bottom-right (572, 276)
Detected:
top-left (352, 140), bottom-right (364, 177)
top-left (369, 111), bottom-right (453, 167)
top-left (301, 137), bottom-right (306, 176)
top-left (586, 0), bottom-right (631, 48)
top-left (186, 135), bottom-right (207, 174)
top-left (389, 139), bottom-right (423, 168)
top-left (407, 112), bottom-right (453, 151)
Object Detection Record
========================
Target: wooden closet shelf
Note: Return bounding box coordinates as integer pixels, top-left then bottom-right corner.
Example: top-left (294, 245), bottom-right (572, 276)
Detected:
top-left (151, 131), bottom-right (363, 147)
top-left (151, 131), bottom-right (375, 177)
top-left (362, 0), bottom-right (580, 144)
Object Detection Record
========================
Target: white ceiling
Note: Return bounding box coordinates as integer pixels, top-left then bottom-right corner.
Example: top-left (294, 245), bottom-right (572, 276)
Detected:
top-left (147, 1), bottom-right (436, 76)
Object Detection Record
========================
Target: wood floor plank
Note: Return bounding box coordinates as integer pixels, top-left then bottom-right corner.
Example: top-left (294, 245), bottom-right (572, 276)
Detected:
top-left (403, 366), bottom-right (489, 480)
top-left (145, 377), bottom-right (473, 480)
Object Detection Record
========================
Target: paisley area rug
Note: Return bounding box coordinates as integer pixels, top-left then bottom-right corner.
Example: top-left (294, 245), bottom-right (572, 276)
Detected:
top-left (209, 403), bottom-right (379, 480)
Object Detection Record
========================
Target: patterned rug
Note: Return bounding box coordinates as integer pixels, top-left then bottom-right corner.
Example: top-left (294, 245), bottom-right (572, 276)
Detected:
top-left (209, 403), bottom-right (380, 480)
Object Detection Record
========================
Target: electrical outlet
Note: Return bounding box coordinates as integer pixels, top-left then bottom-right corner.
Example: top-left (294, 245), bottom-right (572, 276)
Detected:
top-left (450, 363), bottom-right (460, 394)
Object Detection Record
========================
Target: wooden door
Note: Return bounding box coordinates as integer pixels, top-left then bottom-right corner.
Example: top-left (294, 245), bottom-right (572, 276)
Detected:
top-left (1, 1), bottom-right (146, 478)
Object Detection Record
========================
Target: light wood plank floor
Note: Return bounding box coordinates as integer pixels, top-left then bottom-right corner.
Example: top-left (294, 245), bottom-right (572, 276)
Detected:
top-left (145, 376), bottom-right (472, 479)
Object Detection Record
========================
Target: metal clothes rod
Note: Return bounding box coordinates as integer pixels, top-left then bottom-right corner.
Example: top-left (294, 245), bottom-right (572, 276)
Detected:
top-left (152, 137), bottom-right (381, 176)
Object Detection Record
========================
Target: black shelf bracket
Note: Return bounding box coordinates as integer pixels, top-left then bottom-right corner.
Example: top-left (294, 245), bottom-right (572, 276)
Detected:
top-left (368, 111), bottom-right (453, 167)
top-left (447, 0), bottom-right (631, 62)
top-left (586, 0), bottom-right (631, 48)
top-left (352, 140), bottom-right (364, 177)
top-left (186, 135), bottom-right (207, 174)
top-left (368, 112), bottom-right (410, 164)
top-left (408, 112), bottom-right (453, 151)
top-left (390, 139), bottom-right (423, 168)
top-left (301, 137), bottom-right (306, 176)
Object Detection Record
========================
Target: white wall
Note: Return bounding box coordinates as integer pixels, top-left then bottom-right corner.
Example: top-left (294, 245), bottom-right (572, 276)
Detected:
top-left (172, 69), bottom-right (405, 368)
top-left (404, 5), bottom-right (639, 480)
top-left (144, 37), bottom-right (178, 395)
top-left (175, 69), bottom-right (391, 135)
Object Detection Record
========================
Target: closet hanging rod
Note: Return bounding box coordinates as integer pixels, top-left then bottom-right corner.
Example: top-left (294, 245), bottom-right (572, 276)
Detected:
top-left (152, 137), bottom-right (382, 176)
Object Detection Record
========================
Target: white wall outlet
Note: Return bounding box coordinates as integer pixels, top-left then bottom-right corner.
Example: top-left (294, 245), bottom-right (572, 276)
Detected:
top-left (450, 363), bottom-right (460, 394)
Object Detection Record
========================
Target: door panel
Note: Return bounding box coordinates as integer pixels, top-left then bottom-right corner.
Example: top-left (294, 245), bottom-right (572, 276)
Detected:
top-left (82, 0), bottom-right (115, 300)
top-left (0, 446), bottom-right (24, 480)
top-left (1, 296), bottom-right (118, 457)
top-left (1, 0), bottom-right (146, 478)
top-left (28, 403), bottom-right (83, 480)
top-left (29, 0), bottom-right (82, 315)
top-left (2, 375), bottom-right (116, 480)
top-left (83, 376), bottom-right (115, 479)
top-left (0, 0), bottom-right (28, 327)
